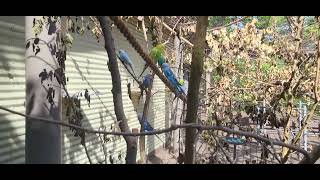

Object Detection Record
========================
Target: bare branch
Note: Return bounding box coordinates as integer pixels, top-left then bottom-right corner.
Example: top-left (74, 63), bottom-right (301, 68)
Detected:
top-left (0, 105), bottom-right (310, 161)
top-left (164, 16), bottom-right (183, 45)
top-left (207, 16), bottom-right (250, 32)
top-left (97, 16), bottom-right (137, 164)
top-left (213, 136), bottom-right (233, 164)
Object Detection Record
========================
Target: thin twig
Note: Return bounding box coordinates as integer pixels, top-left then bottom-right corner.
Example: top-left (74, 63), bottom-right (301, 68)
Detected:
top-left (213, 136), bottom-right (233, 164)
top-left (164, 16), bottom-right (183, 45)
top-left (269, 140), bottom-right (282, 163)
top-left (207, 16), bottom-right (250, 32)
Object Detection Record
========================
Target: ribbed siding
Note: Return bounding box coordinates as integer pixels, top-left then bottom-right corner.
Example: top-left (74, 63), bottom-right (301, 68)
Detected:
top-left (0, 16), bottom-right (166, 164)
top-left (62, 18), bottom-right (166, 163)
top-left (0, 16), bottom-right (25, 164)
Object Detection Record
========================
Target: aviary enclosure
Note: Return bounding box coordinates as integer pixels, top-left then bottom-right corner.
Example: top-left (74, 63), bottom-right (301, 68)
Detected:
top-left (0, 16), bottom-right (319, 164)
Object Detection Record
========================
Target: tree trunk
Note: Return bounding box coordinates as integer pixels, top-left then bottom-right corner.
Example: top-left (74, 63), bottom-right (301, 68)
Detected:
top-left (97, 16), bottom-right (137, 164)
top-left (296, 17), bottom-right (320, 164)
top-left (184, 16), bottom-right (209, 164)
top-left (299, 145), bottom-right (320, 164)
top-left (281, 16), bottom-right (305, 160)
top-left (25, 16), bottom-right (62, 163)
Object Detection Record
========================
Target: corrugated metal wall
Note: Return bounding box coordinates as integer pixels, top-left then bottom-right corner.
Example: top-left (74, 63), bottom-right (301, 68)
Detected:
top-left (61, 17), bottom-right (166, 164)
top-left (0, 16), bottom-right (166, 164)
top-left (0, 16), bottom-right (25, 163)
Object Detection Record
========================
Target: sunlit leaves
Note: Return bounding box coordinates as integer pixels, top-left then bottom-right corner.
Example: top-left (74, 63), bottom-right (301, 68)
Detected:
top-left (63, 33), bottom-right (74, 48)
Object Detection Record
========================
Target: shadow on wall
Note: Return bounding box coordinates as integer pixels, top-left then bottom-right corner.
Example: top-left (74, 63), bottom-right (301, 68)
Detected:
top-left (70, 56), bottom-right (116, 121)
top-left (62, 105), bottom-right (116, 164)
top-left (0, 50), bottom-right (25, 163)
top-left (0, 53), bottom-right (12, 77)
top-left (0, 115), bottom-right (25, 164)
top-left (63, 57), bottom-right (123, 164)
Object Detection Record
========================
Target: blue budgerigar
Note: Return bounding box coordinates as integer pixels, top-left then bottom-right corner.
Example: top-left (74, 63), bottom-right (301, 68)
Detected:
top-left (118, 49), bottom-right (136, 77)
top-left (161, 63), bottom-right (185, 95)
top-left (137, 113), bottom-right (154, 131)
top-left (137, 113), bottom-right (164, 143)
top-left (142, 74), bottom-right (153, 89)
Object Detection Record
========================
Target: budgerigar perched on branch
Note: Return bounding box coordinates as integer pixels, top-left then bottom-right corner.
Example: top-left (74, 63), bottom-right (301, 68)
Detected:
top-left (138, 44), bottom-right (166, 79)
top-left (142, 73), bottom-right (153, 89)
top-left (118, 49), bottom-right (136, 77)
top-left (137, 113), bottom-right (164, 143)
top-left (161, 63), bottom-right (186, 95)
top-left (138, 73), bottom-right (153, 100)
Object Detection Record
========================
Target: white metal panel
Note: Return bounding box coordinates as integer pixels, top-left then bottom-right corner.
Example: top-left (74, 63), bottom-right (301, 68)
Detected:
top-left (0, 16), bottom-right (25, 164)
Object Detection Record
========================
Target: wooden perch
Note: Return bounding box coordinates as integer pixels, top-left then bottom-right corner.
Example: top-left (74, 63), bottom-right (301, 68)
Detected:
top-left (109, 16), bottom-right (187, 103)
top-left (0, 104), bottom-right (310, 162)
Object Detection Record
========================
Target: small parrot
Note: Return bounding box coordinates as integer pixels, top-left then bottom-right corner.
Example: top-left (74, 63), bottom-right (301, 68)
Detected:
top-left (138, 73), bottom-right (153, 100)
top-left (161, 63), bottom-right (186, 95)
top-left (142, 73), bottom-right (153, 89)
top-left (118, 49), bottom-right (136, 77)
top-left (138, 114), bottom-right (154, 132)
top-left (138, 44), bottom-right (165, 79)
top-left (137, 113), bottom-right (164, 143)
top-left (138, 55), bottom-right (164, 78)
top-left (157, 56), bottom-right (165, 67)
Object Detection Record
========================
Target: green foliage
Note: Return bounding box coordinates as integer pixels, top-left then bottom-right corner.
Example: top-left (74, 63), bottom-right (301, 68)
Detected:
top-left (261, 62), bottom-right (272, 75)
top-left (234, 59), bottom-right (246, 73)
top-left (242, 16), bottom-right (272, 29)
top-left (234, 91), bottom-right (255, 102)
top-left (208, 16), bottom-right (228, 28)
top-left (212, 74), bottom-right (221, 82)
top-left (276, 58), bottom-right (286, 69)
top-left (304, 17), bottom-right (320, 38)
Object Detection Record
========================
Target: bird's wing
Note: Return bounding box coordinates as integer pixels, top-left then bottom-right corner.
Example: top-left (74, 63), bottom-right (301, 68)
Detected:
top-left (164, 67), bottom-right (180, 85)
top-left (123, 53), bottom-right (133, 66)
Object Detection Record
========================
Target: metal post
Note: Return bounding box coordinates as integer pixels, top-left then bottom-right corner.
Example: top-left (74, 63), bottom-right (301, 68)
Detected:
top-left (233, 144), bottom-right (237, 160)
top-left (257, 106), bottom-right (260, 135)
top-left (303, 105), bottom-right (308, 151)
top-left (262, 100), bottom-right (266, 134)
top-left (299, 101), bottom-right (302, 130)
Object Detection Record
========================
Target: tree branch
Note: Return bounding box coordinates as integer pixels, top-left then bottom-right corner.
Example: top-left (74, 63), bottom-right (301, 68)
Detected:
top-left (97, 16), bottom-right (137, 164)
top-left (207, 16), bottom-right (250, 32)
top-left (109, 16), bottom-right (187, 103)
top-left (185, 16), bottom-right (209, 164)
top-left (213, 136), bottom-right (233, 164)
top-left (0, 105), bottom-right (310, 161)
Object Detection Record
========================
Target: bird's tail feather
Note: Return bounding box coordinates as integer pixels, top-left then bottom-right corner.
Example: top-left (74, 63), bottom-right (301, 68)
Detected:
top-left (155, 134), bottom-right (165, 143)
top-left (129, 64), bottom-right (137, 78)
top-left (138, 64), bottom-right (148, 79)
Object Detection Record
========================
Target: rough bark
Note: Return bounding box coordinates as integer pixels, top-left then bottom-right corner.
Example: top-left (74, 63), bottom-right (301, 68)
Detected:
top-left (299, 145), bottom-right (320, 164)
top-left (280, 16), bottom-right (304, 160)
top-left (97, 16), bottom-right (137, 164)
top-left (296, 16), bottom-right (320, 164)
top-left (184, 16), bottom-right (209, 164)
